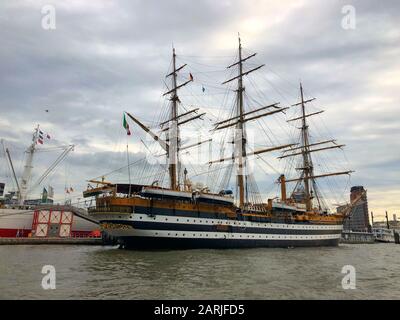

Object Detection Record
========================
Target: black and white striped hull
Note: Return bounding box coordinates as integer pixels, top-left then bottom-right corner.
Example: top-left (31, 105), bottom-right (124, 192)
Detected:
top-left (99, 213), bottom-right (343, 249)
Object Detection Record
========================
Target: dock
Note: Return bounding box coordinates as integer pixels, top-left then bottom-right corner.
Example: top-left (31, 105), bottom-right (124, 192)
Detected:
top-left (0, 237), bottom-right (104, 245)
top-left (341, 231), bottom-right (375, 244)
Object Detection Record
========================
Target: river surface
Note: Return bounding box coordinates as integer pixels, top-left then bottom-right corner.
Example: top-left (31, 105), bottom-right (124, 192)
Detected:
top-left (0, 243), bottom-right (399, 299)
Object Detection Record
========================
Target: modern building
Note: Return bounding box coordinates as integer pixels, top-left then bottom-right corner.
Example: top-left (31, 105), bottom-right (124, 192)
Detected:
top-left (339, 186), bottom-right (371, 232)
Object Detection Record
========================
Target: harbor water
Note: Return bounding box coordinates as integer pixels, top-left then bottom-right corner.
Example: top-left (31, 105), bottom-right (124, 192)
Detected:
top-left (1, 243), bottom-right (399, 299)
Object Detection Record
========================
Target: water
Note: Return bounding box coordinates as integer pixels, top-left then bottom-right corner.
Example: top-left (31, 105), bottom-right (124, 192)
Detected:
top-left (0, 243), bottom-right (399, 299)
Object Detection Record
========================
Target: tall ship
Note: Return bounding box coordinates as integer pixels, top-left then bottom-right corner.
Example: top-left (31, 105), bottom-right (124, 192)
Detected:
top-left (87, 37), bottom-right (353, 249)
top-left (0, 126), bottom-right (99, 238)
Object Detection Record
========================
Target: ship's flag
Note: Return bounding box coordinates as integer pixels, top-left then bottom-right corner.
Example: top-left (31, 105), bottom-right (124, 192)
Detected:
top-left (123, 114), bottom-right (131, 136)
top-left (37, 139), bottom-right (43, 144)
top-left (65, 188), bottom-right (70, 194)
top-left (70, 187), bottom-right (74, 192)
top-left (189, 73), bottom-right (194, 81)
top-left (202, 86), bottom-right (205, 92)
top-left (46, 134), bottom-right (51, 139)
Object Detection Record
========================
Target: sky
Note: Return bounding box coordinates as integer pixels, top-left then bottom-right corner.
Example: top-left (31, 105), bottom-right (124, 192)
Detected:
top-left (0, 0), bottom-right (399, 220)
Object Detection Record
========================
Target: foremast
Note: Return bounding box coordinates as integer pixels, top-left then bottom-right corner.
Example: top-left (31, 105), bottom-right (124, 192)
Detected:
top-left (126, 47), bottom-right (200, 191)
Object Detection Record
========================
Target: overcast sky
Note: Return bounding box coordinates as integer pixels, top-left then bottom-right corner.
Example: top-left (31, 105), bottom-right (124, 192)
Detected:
top-left (0, 0), bottom-right (399, 219)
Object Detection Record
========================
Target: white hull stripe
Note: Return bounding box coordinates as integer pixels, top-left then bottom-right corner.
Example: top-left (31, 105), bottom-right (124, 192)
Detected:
top-left (98, 213), bottom-right (343, 231)
top-left (107, 228), bottom-right (342, 240)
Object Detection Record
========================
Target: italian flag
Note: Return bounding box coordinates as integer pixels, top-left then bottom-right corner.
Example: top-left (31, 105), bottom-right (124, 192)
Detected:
top-left (123, 113), bottom-right (131, 136)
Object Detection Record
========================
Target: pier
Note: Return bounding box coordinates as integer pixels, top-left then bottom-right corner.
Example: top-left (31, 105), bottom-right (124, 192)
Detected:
top-left (0, 237), bottom-right (104, 245)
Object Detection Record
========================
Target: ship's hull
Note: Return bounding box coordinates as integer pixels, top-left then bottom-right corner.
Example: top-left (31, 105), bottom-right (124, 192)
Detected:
top-left (97, 212), bottom-right (343, 249)
top-left (0, 208), bottom-right (98, 237)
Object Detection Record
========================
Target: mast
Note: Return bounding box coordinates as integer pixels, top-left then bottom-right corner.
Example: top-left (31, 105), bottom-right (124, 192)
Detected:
top-left (168, 47), bottom-right (179, 190)
top-left (210, 35), bottom-right (289, 209)
top-left (299, 83), bottom-right (312, 211)
top-left (281, 84), bottom-right (353, 212)
top-left (163, 47), bottom-right (194, 190)
top-left (126, 47), bottom-right (196, 192)
top-left (19, 125), bottom-right (39, 204)
top-left (236, 35), bottom-right (246, 208)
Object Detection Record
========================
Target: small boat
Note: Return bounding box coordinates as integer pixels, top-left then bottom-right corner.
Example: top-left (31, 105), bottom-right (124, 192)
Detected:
top-left (373, 228), bottom-right (396, 243)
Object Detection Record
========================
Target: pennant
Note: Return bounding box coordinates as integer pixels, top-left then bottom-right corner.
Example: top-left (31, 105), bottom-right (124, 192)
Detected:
top-left (38, 139), bottom-right (43, 144)
top-left (70, 187), bottom-right (74, 192)
top-left (65, 188), bottom-right (70, 194)
top-left (123, 114), bottom-right (131, 136)
top-left (46, 134), bottom-right (51, 139)
top-left (189, 73), bottom-right (194, 81)
top-left (202, 86), bottom-right (205, 92)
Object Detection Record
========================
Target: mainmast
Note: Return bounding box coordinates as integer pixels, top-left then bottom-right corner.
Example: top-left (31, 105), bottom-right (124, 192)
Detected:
top-left (299, 83), bottom-right (312, 211)
top-left (169, 48), bottom-right (179, 190)
top-left (236, 36), bottom-right (246, 207)
top-left (19, 125), bottom-right (39, 204)
top-left (211, 35), bottom-right (292, 209)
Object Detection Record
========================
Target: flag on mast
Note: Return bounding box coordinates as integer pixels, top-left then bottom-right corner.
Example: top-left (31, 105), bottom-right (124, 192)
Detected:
top-left (123, 113), bottom-right (131, 136)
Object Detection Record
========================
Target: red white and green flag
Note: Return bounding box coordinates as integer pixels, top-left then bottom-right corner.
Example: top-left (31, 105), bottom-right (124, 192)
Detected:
top-left (123, 114), bottom-right (131, 136)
